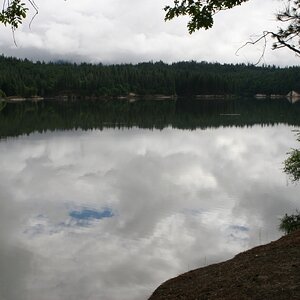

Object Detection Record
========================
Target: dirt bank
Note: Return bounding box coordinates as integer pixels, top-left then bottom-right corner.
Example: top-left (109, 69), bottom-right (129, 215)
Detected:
top-left (149, 230), bottom-right (300, 300)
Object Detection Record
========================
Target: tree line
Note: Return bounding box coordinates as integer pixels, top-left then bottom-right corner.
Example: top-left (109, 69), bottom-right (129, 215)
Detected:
top-left (1, 55), bottom-right (300, 98)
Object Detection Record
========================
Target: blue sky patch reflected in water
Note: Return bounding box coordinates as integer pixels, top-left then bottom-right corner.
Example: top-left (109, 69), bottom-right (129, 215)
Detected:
top-left (70, 208), bottom-right (114, 221)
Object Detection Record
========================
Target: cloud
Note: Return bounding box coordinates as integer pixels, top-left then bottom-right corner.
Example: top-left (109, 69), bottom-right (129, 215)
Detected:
top-left (0, 186), bottom-right (33, 300)
top-left (0, 0), bottom-right (298, 65)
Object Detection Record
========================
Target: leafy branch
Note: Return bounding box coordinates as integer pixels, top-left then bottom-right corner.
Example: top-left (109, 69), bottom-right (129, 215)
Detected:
top-left (164, 0), bottom-right (249, 33)
top-left (165, 0), bottom-right (300, 56)
top-left (0, 0), bottom-right (39, 29)
top-left (0, 0), bottom-right (38, 45)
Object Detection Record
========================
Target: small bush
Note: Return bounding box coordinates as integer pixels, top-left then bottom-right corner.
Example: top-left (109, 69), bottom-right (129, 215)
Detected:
top-left (279, 211), bottom-right (300, 235)
top-left (284, 133), bottom-right (300, 182)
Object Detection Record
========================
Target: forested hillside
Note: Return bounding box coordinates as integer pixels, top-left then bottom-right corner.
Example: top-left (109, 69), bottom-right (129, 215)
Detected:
top-left (0, 55), bottom-right (300, 97)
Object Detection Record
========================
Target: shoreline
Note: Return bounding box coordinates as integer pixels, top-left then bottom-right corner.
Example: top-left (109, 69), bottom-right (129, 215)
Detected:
top-left (1, 93), bottom-right (295, 103)
top-left (149, 230), bottom-right (300, 299)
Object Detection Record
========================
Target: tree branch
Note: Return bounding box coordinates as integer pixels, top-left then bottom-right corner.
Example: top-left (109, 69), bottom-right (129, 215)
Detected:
top-left (272, 32), bottom-right (300, 55)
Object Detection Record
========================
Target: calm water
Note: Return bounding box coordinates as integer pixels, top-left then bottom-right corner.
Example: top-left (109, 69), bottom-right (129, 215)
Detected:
top-left (0, 98), bottom-right (299, 300)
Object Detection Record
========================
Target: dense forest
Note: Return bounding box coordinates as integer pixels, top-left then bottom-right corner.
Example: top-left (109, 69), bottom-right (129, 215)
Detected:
top-left (1, 98), bottom-right (299, 138)
top-left (0, 55), bottom-right (300, 97)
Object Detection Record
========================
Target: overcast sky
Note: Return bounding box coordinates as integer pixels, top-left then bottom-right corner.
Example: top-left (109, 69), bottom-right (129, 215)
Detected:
top-left (0, 0), bottom-right (299, 66)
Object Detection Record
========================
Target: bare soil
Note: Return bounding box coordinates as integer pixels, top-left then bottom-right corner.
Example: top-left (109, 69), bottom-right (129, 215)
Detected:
top-left (149, 230), bottom-right (300, 300)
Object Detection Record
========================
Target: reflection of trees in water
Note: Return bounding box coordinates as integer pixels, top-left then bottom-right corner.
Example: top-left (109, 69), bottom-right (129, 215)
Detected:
top-left (0, 98), bottom-right (300, 138)
top-left (0, 101), bottom-right (6, 112)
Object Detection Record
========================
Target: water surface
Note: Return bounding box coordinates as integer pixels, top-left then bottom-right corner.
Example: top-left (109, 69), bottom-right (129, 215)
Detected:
top-left (0, 99), bottom-right (299, 300)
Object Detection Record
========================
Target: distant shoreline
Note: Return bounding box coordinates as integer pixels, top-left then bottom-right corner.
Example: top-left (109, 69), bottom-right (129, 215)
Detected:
top-left (1, 93), bottom-right (294, 103)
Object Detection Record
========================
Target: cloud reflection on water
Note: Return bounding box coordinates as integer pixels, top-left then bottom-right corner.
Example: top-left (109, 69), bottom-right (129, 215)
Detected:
top-left (0, 125), bottom-right (299, 300)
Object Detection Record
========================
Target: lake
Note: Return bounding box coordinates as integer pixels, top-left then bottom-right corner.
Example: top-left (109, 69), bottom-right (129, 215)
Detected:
top-left (0, 98), bottom-right (299, 300)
